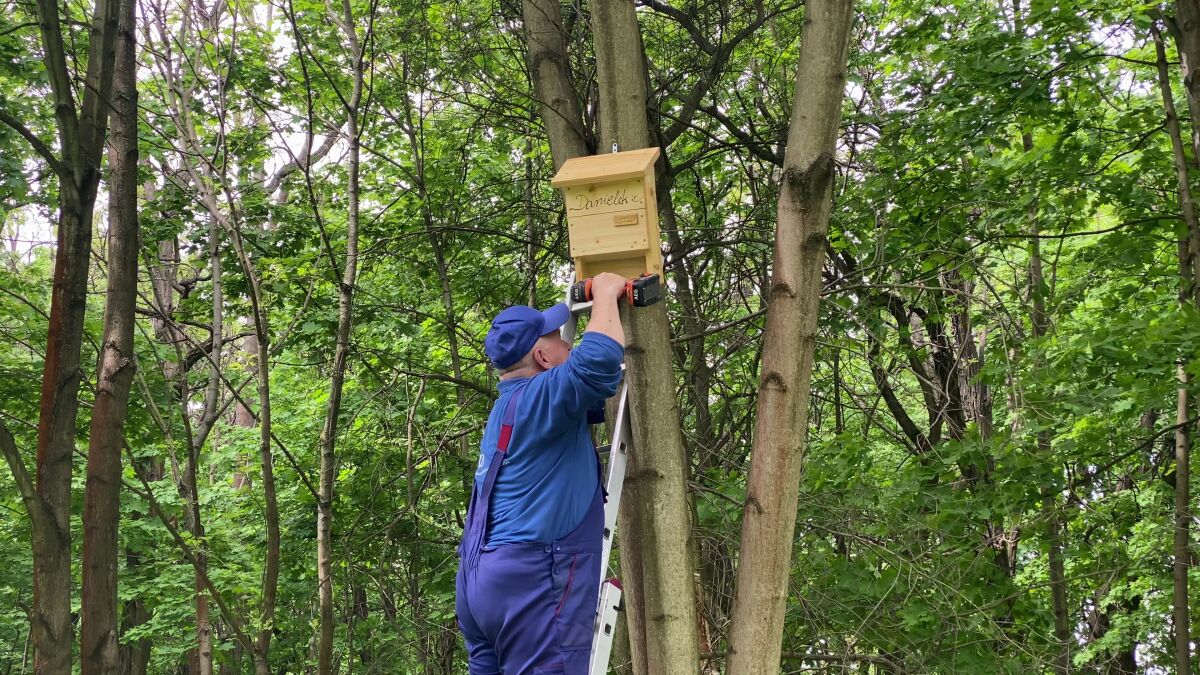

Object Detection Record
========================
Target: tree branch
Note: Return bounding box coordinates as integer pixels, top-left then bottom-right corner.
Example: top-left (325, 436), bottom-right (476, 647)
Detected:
top-left (639, 0), bottom-right (714, 53)
top-left (868, 340), bottom-right (931, 454)
top-left (262, 131), bottom-right (340, 195)
top-left (0, 419), bottom-right (51, 534)
top-left (0, 108), bottom-right (63, 173)
top-left (697, 102), bottom-right (782, 166)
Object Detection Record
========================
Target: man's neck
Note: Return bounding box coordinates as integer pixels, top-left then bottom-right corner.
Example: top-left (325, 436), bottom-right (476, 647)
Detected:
top-left (500, 365), bottom-right (543, 381)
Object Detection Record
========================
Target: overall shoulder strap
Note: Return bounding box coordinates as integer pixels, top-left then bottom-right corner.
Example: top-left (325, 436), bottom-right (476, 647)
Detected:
top-left (496, 384), bottom-right (523, 454)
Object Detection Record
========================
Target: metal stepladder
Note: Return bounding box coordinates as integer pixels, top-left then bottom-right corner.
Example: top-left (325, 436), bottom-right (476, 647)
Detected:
top-left (560, 281), bottom-right (632, 675)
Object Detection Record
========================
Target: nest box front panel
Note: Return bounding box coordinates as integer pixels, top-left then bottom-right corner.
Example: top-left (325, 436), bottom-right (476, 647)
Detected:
top-left (564, 178), bottom-right (649, 258)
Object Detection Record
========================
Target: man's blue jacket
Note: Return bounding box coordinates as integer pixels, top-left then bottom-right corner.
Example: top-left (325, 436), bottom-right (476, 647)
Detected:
top-left (475, 331), bottom-right (624, 546)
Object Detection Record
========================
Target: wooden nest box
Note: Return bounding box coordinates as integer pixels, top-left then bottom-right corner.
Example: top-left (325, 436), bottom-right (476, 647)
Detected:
top-left (551, 147), bottom-right (663, 281)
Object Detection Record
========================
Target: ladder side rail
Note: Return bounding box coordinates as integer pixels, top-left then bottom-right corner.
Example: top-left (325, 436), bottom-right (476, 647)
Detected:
top-left (588, 580), bottom-right (623, 675)
top-left (598, 382), bottom-right (630, 582)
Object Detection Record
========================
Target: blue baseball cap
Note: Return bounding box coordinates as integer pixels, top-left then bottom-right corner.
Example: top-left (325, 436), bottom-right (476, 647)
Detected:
top-left (485, 303), bottom-right (571, 369)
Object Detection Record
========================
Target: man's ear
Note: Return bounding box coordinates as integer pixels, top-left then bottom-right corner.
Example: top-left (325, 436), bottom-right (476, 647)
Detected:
top-left (531, 344), bottom-right (550, 370)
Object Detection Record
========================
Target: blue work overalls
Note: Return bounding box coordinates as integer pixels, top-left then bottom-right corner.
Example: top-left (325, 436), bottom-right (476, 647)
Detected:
top-left (456, 386), bottom-right (604, 674)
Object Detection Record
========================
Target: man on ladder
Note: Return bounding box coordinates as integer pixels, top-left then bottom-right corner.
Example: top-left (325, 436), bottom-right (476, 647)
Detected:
top-left (456, 272), bottom-right (628, 675)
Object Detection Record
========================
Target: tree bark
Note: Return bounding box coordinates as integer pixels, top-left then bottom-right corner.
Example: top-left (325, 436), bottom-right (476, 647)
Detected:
top-left (117, 591), bottom-right (151, 675)
top-left (3, 0), bottom-right (125, 668)
top-left (317, 2), bottom-right (365, 668)
top-left (662, 178), bottom-right (727, 656)
top-left (247, 272), bottom-right (278, 675)
top-left (589, 1), bottom-right (701, 671)
top-left (726, 2), bottom-right (854, 673)
top-left (1173, 1), bottom-right (1200, 143)
top-left (80, 0), bottom-right (138, 669)
top-left (521, 0), bottom-right (589, 169)
top-left (1154, 21), bottom-right (1195, 674)
top-left (1172, 5), bottom-right (1200, 305)
top-left (1174, 362), bottom-right (1193, 674)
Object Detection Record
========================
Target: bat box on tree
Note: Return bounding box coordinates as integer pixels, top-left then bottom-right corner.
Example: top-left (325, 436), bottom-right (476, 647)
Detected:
top-left (551, 147), bottom-right (663, 281)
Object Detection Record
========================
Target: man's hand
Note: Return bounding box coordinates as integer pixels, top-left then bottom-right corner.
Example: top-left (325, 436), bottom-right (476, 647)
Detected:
top-left (583, 272), bottom-right (627, 347)
top-left (589, 272), bottom-right (628, 301)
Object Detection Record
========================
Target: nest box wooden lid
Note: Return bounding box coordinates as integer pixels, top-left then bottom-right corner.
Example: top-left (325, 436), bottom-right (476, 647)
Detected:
top-left (550, 147), bottom-right (661, 188)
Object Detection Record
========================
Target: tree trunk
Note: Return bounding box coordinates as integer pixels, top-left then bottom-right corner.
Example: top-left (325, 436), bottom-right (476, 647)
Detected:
top-left (1174, 362), bottom-right (1193, 673)
top-left (31, 189), bottom-right (92, 675)
top-left (521, 0), bottom-right (589, 169)
top-left (192, 215), bottom-right (219, 675)
top-left (21, 0), bottom-right (122, 667)
top-left (589, 1), bottom-right (701, 671)
top-left (118, 593), bottom-right (151, 675)
top-left (525, 131), bottom-right (539, 306)
top-left (251, 306), bottom-right (278, 675)
top-left (1154, 21), bottom-right (1196, 674)
top-left (1172, 1), bottom-right (1200, 238)
top-left (213, 186), bottom-right (279, 674)
top-left (1010, 1), bottom-right (1070, 660)
top-left (662, 180), bottom-right (727, 657)
top-left (1032, 255), bottom-right (1071, 675)
top-left (726, 2), bottom-right (854, 673)
top-left (1020, 121), bottom-right (1071, 672)
top-left (182, 208), bottom-right (221, 675)
top-left (80, 0), bottom-right (138, 669)
top-left (317, 4), bottom-right (365, 667)
top-left (119, 452), bottom-right (159, 675)
top-left (1174, 0), bottom-right (1200, 492)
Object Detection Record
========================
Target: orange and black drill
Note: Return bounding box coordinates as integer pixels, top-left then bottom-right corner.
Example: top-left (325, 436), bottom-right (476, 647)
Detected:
top-left (570, 273), bottom-right (662, 307)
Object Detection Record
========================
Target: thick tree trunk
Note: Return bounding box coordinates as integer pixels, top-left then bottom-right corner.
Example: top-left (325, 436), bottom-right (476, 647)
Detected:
top-left (726, 2), bottom-right (854, 673)
top-left (662, 183), bottom-right (727, 657)
top-left (318, 7), bottom-right (364, 668)
top-left (31, 190), bottom-right (93, 675)
top-left (589, 1), bottom-right (700, 671)
top-left (1176, 2), bottom-right (1200, 305)
top-left (1155, 21), bottom-right (1196, 674)
top-left (521, 0), bottom-right (589, 169)
top-left (1174, 0), bottom-right (1200, 127)
top-left (24, 0), bottom-right (121, 666)
top-left (80, 0), bottom-right (138, 669)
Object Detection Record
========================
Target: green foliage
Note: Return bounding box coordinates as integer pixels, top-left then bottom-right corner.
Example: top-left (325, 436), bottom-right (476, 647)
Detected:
top-left (2, 0), bottom-right (1200, 672)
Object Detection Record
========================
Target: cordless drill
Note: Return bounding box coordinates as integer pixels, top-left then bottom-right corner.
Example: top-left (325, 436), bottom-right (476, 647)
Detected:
top-left (570, 273), bottom-right (662, 307)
